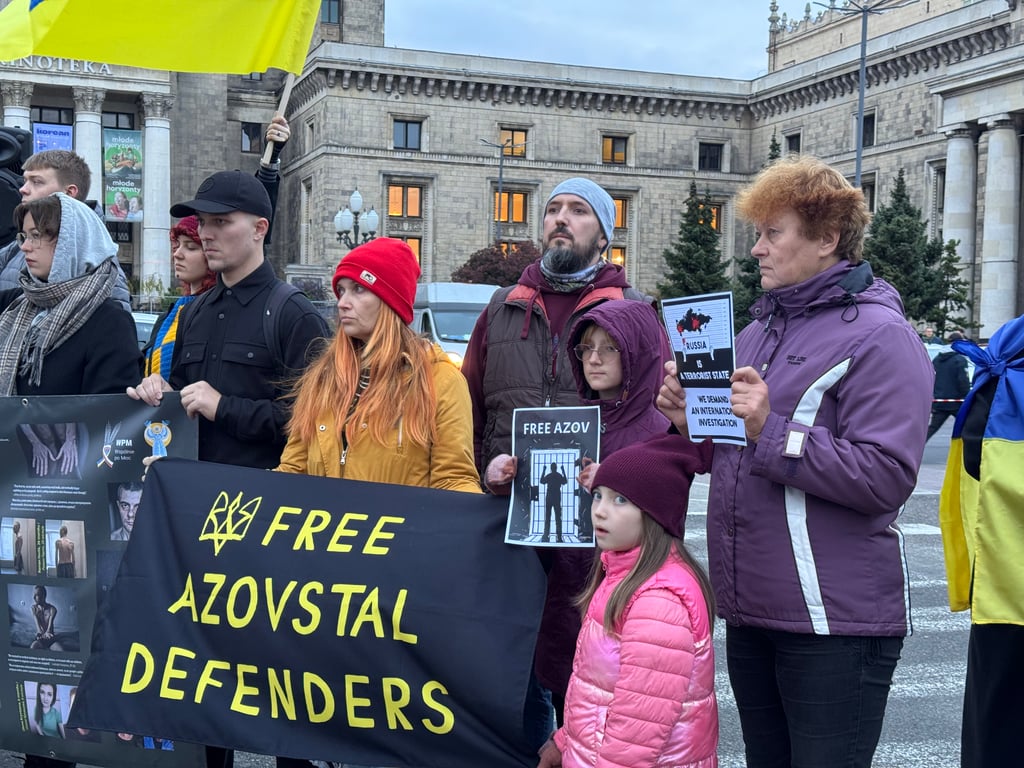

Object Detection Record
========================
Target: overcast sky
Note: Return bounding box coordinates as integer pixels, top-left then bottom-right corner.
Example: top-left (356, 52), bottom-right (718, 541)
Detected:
top-left (383, 0), bottom-right (784, 80)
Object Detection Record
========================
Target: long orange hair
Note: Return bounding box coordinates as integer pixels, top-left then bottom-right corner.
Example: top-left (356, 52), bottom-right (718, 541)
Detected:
top-left (287, 304), bottom-right (438, 448)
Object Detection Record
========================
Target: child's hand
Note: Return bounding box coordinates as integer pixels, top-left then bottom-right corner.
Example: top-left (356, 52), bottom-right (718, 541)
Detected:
top-left (577, 457), bottom-right (598, 493)
top-left (484, 454), bottom-right (517, 496)
top-left (537, 737), bottom-right (562, 768)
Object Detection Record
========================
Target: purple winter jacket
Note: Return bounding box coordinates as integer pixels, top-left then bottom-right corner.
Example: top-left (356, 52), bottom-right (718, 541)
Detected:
top-left (709, 260), bottom-right (933, 636)
top-left (534, 300), bottom-right (672, 698)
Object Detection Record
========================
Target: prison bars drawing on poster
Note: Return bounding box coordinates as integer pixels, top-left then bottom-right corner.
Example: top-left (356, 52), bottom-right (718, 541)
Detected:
top-left (505, 406), bottom-right (600, 547)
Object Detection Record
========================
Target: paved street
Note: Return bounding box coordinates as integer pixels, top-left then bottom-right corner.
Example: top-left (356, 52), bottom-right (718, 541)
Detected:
top-left (2, 422), bottom-right (969, 768)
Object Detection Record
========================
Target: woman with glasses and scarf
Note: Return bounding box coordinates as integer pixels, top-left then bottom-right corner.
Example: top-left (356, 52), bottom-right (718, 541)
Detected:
top-left (0, 194), bottom-right (139, 766)
top-left (0, 194), bottom-right (140, 400)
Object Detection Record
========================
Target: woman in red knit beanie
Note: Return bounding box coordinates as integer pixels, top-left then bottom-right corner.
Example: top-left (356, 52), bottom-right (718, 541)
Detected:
top-left (276, 237), bottom-right (480, 493)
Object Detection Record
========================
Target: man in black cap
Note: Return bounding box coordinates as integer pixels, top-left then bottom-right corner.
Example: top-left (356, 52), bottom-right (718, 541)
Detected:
top-left (128, 170), bottom-right (328, 470)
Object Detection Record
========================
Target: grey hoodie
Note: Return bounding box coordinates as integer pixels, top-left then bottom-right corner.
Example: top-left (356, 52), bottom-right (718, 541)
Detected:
top-left (1, 196), bottom-right (132, 308)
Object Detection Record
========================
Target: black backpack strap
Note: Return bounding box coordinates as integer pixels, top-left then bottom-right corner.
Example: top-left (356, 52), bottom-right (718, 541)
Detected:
top-left (263, 280), bottom-right (302, 373)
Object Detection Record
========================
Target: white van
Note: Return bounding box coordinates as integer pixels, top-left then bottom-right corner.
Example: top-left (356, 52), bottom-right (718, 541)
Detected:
top-left (413, 282), bottom-right (500, 367)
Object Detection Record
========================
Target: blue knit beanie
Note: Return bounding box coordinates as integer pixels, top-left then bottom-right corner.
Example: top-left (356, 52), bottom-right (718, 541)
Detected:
top-left (546, 178), bottom-right (616, 253)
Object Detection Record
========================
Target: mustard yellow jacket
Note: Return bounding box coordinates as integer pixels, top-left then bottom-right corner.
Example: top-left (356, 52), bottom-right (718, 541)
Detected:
top-left (276, 345), bottom-right (481, 493)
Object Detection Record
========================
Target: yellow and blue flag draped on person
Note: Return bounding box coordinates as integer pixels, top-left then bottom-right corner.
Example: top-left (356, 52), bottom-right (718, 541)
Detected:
top-left (0, 0), bottom-right (319, 74)
top-left (938, 316), bottom-right (1024, 625)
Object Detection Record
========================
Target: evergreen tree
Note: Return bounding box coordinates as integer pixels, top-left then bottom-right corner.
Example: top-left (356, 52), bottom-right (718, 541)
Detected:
top-left (450, 240), bottom-right (539, 286)
top-left (924, 239), bottom-right (972, 336)
top-left (657, 181), bottom-right (728, 299)
top-left (864, 169), bottom-right (968, 329)
top-left (731, 252), bottom-right (762, 332)
top-left (767, 129), bottom-right (781, 164)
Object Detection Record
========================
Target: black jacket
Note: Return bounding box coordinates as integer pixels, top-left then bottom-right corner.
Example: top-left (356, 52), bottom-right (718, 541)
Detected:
top-left (932, 349), bottom-right (970, 409)
top-left (0, 291), bottom-right (140, 395)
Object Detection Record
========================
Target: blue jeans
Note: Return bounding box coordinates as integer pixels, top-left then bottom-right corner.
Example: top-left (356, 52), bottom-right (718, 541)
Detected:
top-left (523, 670), bottom-right (554, 753)
top-left (726, 624), bottom-right (903, 768)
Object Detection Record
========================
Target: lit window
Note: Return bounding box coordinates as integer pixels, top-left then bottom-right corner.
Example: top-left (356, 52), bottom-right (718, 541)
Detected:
top-left (388, 185), bottom-right (422, 218)
top-left (494, 191), bottom-right (527, 223)
top-left (698, 142), bottom-right (723, 171)
top-left (609, 247), bottom-right (626, 267)
top-left (500, 128), bottom-right (527, 156)
top-left (241, 122), bottom-right (262, 154)
top-left (602, 136), bottom-right (627, 165)
top-left (698, 203), bottom-right (721, 232)
top-left (394, 119), bottom-right (422, 151)
top-left (397, 237), bottom-right (421, 262)
top-left (613, 197), bottom-right (628, 229)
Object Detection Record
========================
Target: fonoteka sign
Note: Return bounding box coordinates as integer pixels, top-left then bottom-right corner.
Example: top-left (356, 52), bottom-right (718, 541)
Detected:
top-left (71, 459), bottom-right (546, 767)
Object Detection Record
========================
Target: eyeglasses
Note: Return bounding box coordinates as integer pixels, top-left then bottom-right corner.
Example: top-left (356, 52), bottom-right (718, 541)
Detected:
top-left (15, 231), bottom-right (51, 248)
top-left (573, 343), bottom-right (620, 361)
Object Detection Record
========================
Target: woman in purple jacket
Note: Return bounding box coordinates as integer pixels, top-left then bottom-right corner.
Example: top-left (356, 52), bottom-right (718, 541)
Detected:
top-left (659, 155), bottom-right (933, 768)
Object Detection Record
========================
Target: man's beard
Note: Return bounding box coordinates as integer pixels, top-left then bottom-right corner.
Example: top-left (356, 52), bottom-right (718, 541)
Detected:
top-left (541, 233), bottom-right (603, 275)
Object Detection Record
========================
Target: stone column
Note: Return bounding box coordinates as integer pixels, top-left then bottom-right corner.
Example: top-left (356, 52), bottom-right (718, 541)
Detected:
top-left (139, 93), bottom-right (174, 299)
top-left (0, 81), bottom-right (33, 129)
top-left (979, 115), bottom-right (1021, 339)
top-left (942, 125), bottom-right (977, 276)
top-left (942, 124), bottom-right (978, 328)
top-left (71, 87), bottom-right (105, 197)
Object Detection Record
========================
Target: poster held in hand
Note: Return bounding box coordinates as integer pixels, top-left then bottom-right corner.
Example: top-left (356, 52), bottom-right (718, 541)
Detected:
top-left (661, 291), bottom-right (746, 445)
top-left (505, 406), bottom-right (600, 547)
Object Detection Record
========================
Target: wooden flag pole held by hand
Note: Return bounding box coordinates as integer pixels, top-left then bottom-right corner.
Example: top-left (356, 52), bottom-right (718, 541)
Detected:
top-left (262, 73), bottom-right (296, 166)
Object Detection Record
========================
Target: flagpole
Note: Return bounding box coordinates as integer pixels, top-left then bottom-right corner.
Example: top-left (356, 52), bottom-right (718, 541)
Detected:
top-left (261, 72), bottom-right (296, 166)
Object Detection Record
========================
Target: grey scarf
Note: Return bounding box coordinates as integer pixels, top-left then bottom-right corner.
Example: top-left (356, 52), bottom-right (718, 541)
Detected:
top-left (0, 259), bottom-right (117, 394)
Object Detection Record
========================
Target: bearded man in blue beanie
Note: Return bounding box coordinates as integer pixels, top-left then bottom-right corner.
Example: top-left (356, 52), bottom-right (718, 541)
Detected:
top-left (461, 177), bottom-right (669, 746)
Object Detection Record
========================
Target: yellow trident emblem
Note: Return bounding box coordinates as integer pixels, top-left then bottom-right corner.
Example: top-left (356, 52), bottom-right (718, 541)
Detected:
top-left (199, 491), bottom-right (261, 555)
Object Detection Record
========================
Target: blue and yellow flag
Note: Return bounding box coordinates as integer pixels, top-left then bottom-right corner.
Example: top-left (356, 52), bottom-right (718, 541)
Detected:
top-left (938, 317), bottom-right (1024, 625)
top-left (0, 0), bottom-right (319, 74)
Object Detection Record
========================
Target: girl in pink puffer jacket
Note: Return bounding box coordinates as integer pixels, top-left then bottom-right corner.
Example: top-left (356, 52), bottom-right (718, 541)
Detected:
top-left (537, 433), bottom-right (718, 768)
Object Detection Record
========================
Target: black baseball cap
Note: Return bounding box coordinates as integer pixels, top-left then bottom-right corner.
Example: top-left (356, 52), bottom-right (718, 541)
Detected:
top-left (170, 170), bottom-right (272, 219)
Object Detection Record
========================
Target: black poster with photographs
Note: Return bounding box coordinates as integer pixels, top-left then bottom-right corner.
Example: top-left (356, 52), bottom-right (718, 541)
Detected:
top-left (0, 393), bottom-right (199, 766)
top-left (505, 406), bottom-right (601, 547)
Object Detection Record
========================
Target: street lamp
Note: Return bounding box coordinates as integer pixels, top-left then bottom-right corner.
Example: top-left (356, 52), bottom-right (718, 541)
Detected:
top-left (480, 137), bottom-right (527, 245)
top-left (816, 0), bottom-right (918, 187)
top-left (333, 187), bottom-right (379, 249)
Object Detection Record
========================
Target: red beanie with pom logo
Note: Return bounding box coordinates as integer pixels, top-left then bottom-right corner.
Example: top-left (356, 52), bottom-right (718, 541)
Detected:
top-left (332, 237), bottom-right (420, 324)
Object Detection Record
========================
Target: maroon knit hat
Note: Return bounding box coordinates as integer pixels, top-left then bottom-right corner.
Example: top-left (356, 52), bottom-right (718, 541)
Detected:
top-left (332, 237), bottom-right (420, 323)
top-left (593, 434), bottom-right (709, 537)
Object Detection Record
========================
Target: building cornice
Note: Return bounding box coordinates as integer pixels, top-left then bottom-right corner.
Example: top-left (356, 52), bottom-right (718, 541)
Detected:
top-left (750, 23), bottom-right (1012, 120)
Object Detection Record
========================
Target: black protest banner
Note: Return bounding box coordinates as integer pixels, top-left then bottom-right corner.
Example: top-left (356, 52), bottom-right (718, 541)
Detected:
top-left (0, 394), bottom-right (200, 767)
top-left (71, 458), bottom-right (548, 767)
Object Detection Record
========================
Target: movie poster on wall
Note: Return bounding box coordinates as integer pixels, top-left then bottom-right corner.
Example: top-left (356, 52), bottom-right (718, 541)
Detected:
top-left (102, 129), bottom-right (143, 222)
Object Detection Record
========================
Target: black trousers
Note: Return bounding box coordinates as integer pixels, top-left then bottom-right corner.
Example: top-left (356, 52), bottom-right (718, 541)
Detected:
top-left (961, 623), bottom-right (1024, 768)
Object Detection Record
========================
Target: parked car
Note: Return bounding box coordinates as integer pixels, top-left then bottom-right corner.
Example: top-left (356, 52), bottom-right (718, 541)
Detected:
top-left (131, 311), bottom-right (160, 350)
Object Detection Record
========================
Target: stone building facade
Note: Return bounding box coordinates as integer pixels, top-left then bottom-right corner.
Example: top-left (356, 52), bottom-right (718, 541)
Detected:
top-left (1, 0), bottom-right (1021, 337)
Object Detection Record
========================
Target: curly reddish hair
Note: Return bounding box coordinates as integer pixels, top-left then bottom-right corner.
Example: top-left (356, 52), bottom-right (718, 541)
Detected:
top-left (735, 155), bottom-right (871, 264)
top-left (169, 215), bottom-right (216, 295)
